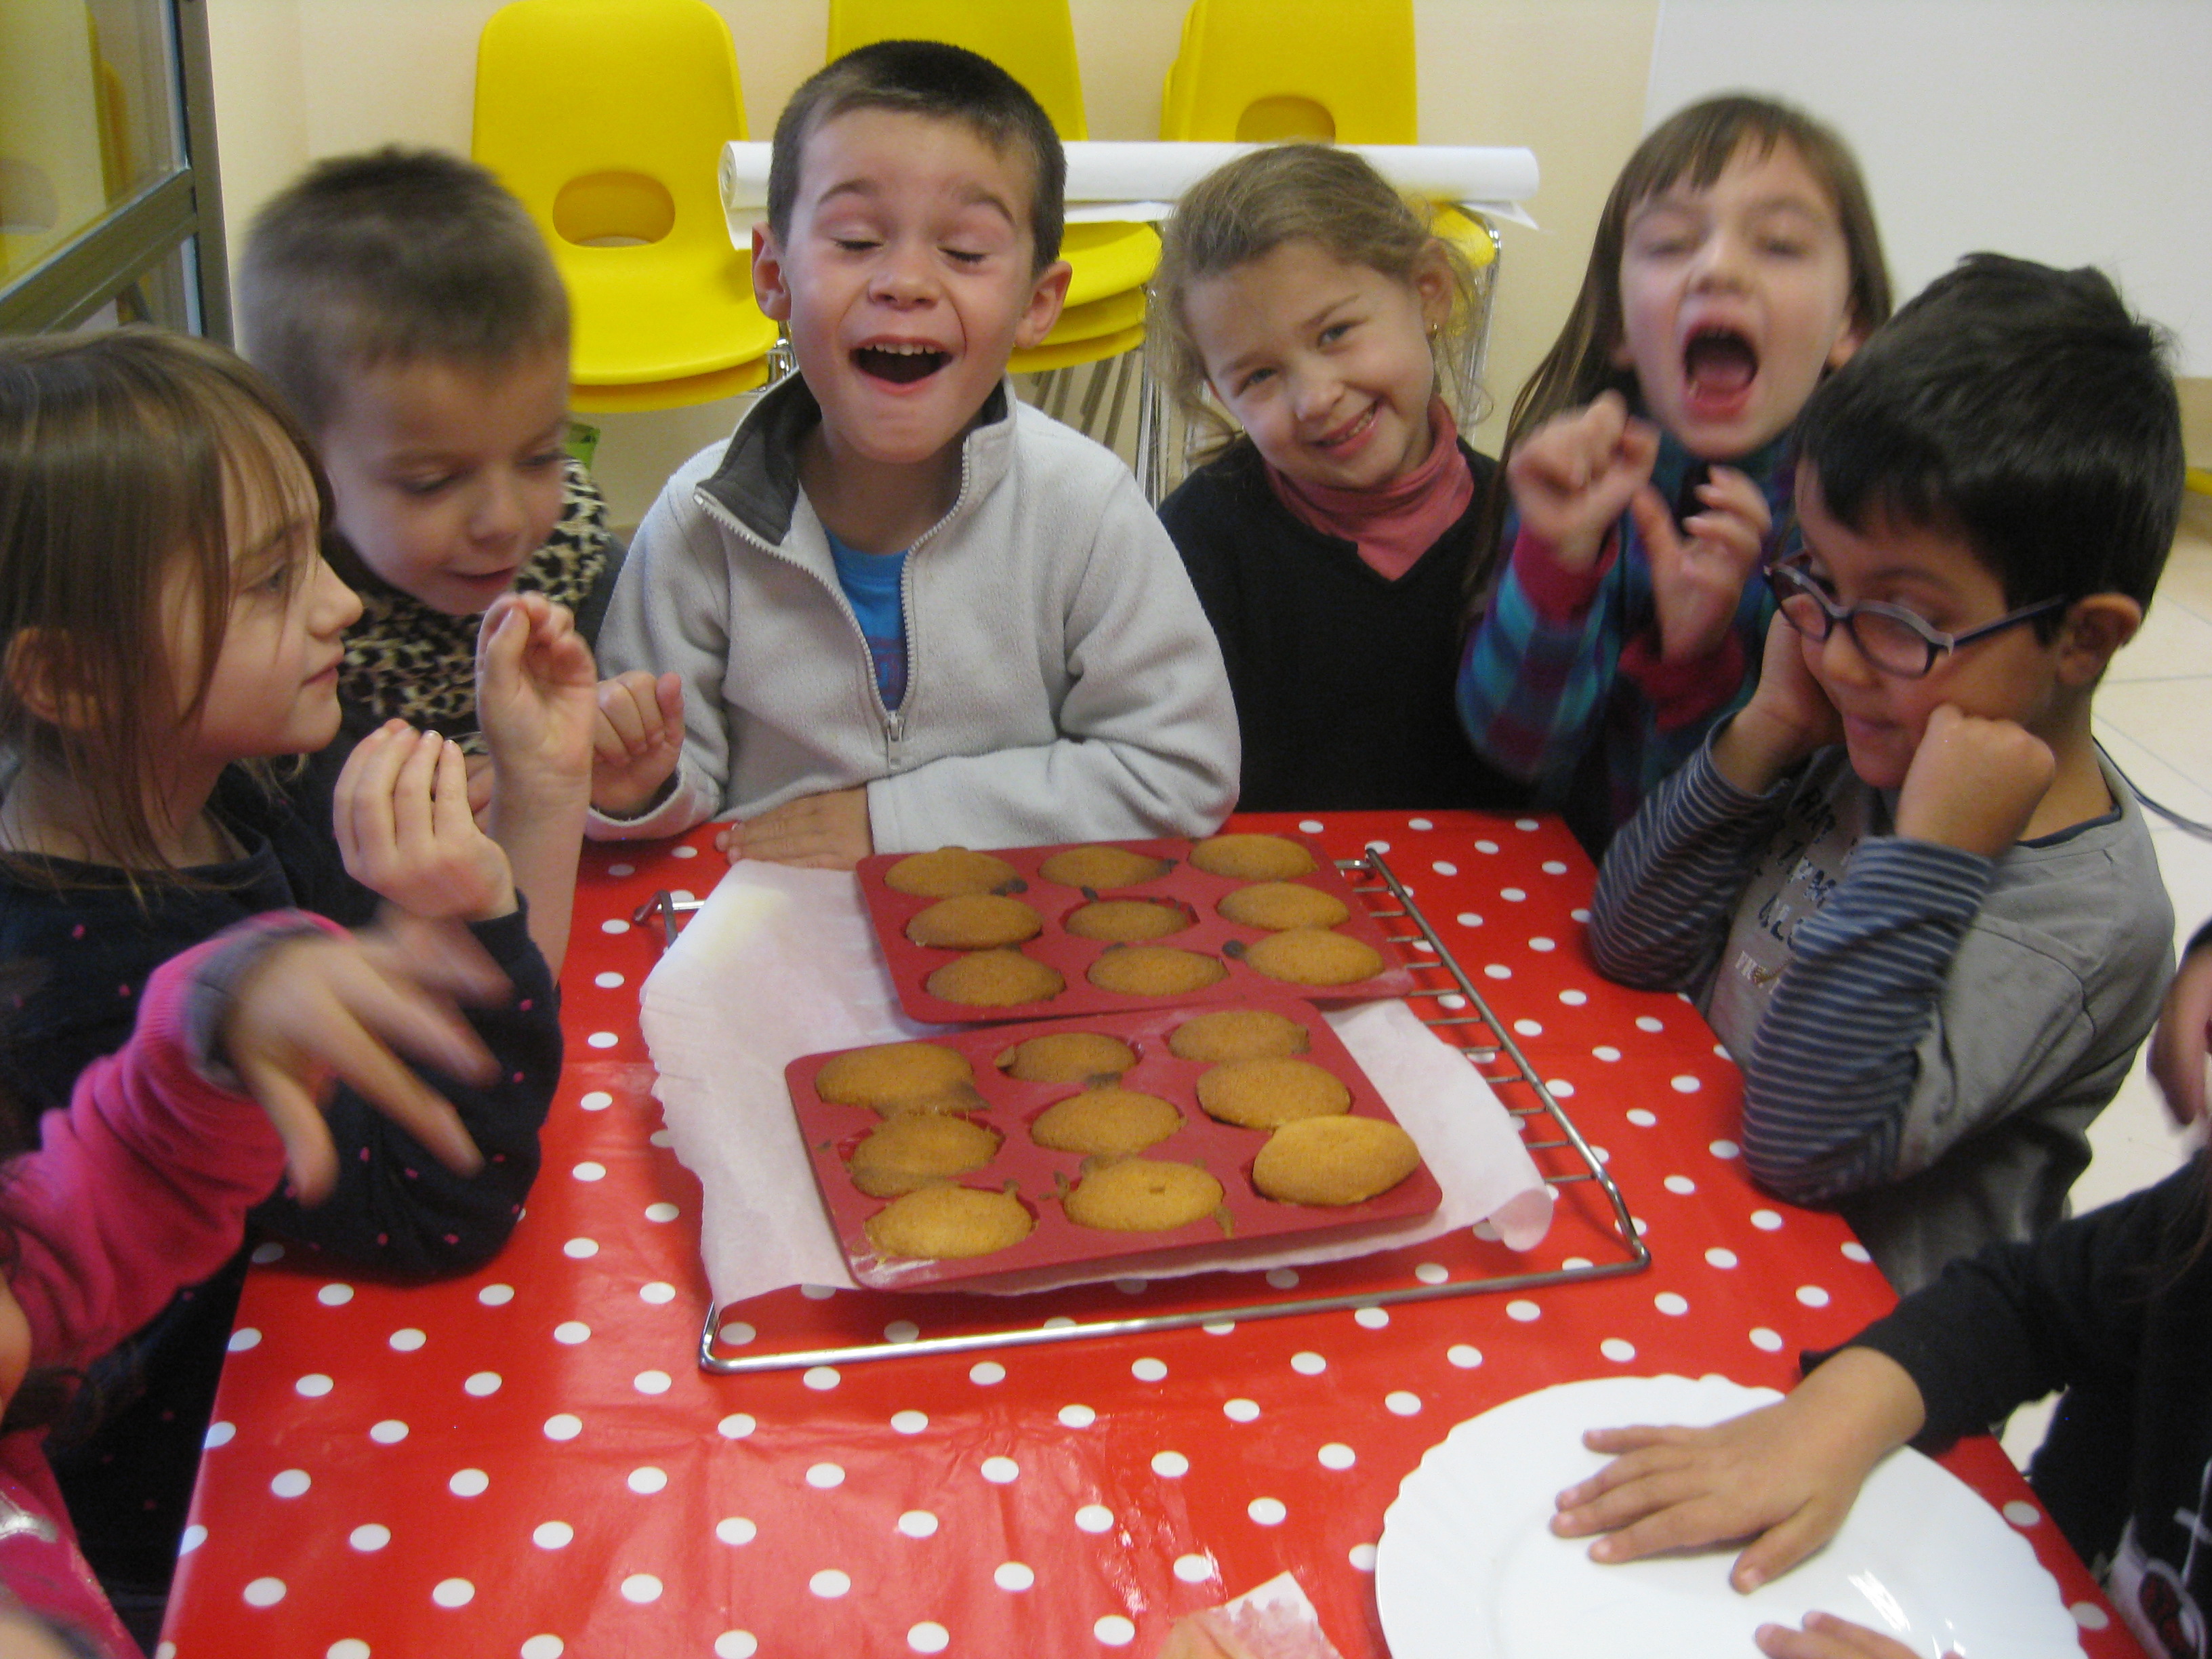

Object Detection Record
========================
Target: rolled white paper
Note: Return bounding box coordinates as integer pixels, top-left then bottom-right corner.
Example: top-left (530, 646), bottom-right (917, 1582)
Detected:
top-left (718, 138), bottom-right (1539, 246)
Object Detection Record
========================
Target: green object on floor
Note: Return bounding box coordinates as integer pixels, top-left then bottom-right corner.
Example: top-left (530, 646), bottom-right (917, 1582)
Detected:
top-left (566, 421), bottom-right (600, 470)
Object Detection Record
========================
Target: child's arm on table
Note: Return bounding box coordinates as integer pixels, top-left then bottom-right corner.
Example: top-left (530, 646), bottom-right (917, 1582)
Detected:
top-left (309, 723), bottom-right (561, 1273)
top-left (720, 784), bottom-right (871, 869)
top-left (2, 915), bottom-right (501, 1366)
top-left (1587, 615), bottom-right (1832, 992)
top-left (1456, 394), bottom-right (1656, 790)
top-left (1550, 1347), bottom-right (1925, 1590)
top-left (1736, 705), bottom-right (2063, 1208)
top-left (476, 592), bottom-right (596, 975)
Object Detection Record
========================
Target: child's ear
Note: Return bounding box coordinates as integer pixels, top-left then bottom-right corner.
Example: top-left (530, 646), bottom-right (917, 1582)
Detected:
top-left (1013, 258), bottom-right (1073, 352)
top-left (1412, 243), bottom-right (1454, 336)
top-left (752, 223), bottom-right (792, 323)
top-left (1827, 313), bottom-right (1868, 371)
top-left (2053, 593), bottom-right (2143, 687)
top-left (4, 628), bottom-right (109, 731)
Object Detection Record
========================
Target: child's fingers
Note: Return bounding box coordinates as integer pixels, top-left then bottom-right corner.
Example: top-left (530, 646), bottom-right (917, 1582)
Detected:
top-left (389, 729), bottom-right (444, 853)
top-left (356, 914), bottom-right (510, 1012)
top-left (1629, 485), bottom-right (1683, 566)
top-left (235, 1061), bottom-right (342, 1206)
top-left (1698, 466), bottom-right (1774, 537)
top-left (716, 821), bottom-right (742, 862)
top-left (1616, 414), bottom-right (1662, 480)
top-left (430, 735), bottom-right (478, 840)
top-left (594, 676), bottom-right (654, 750)
top-left (334, 721), bottom-right (411, 866)
top-left (654, 671), bottom-right (684, 730)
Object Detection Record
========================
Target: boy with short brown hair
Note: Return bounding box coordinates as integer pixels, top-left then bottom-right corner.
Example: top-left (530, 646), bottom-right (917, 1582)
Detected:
top-left (588, 40), bottom-right (1237, 865)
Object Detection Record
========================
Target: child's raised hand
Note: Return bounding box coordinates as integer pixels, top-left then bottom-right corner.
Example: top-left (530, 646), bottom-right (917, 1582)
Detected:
top-left (476, 592), bottom-right (598, 793)
top-left (335, 722), bottom-right (517, 921)
top-left (721, 785), bottom-right (874, 870)
top-left (1506, 392), bottom-right (1661, 572)
top-left (1893, 704), bottom-right (2056, 859)
top-left (1713, 613), bottom-right (1843, 794)
top-left (1550, 1348), bottom-right (1923, 1595)
top-left (591, 670), bottom-right (685, 817)
top-left (1756, 1612), bottom-right (1958, 1659)
top-left (475, 591), bottom-right (597, 794)
top-left (1633, 465), bottom-right (1770, 663)
top-left (222, 918), bottom-right (506, 1204)
top-left (2148, 934), bottom-right (2212, 1127)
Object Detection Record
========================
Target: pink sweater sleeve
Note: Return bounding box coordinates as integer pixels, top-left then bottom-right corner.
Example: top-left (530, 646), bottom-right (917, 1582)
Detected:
top-left (0, 923), bottom-right (319, 1368)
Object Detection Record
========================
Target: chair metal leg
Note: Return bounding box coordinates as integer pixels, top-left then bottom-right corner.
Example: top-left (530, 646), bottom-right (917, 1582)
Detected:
top-left (1100, 349), bottom-right (1137, 459)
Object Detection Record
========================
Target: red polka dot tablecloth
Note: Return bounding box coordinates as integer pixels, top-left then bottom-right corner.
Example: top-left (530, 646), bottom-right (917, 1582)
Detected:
top-left (159, 812), bottom-right (2142, 1658)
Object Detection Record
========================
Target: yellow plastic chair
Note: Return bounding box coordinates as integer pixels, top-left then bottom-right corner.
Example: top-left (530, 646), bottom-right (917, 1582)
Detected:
top-left (1158, 0), bottom-right (1496, 271)
top-left (472, 0), bottom-right (779, 413)
top-left (824, 0), bottom-right (1159, 439)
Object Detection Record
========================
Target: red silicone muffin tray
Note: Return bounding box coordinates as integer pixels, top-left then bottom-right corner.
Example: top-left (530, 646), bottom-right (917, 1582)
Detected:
top-left (787, 1000), bottom-right (1443, 1292)
top-left (856, 834), bottom-right (1414, 1026)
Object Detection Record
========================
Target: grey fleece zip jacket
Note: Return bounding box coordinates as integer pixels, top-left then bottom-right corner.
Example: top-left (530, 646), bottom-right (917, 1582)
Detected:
top-left (588, 375), bottom-right (1240, 850)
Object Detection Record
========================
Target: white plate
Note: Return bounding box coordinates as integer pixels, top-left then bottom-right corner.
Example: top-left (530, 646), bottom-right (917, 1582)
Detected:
top-left (1375, 1374), bottom-right (2084, 1659)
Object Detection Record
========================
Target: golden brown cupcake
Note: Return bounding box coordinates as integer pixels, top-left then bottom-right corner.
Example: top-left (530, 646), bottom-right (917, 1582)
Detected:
top-left (1029, 1088), bottom-right (1183, 1155)
top-left (996, 1031), bottom-right (1139, 1084)
top-left (1063, 898), bottom-right (1190, 943)
top-left (1063, 1159), bottom-right (1223, 1232)
top-left (1252, 1115), bottom-right (1422, 1205)
top-left (1188, 833), bottom-right (1315, 881)
top-left (925, 949), bottom-right (1065, 1007)
top-left (1195, 1057), bottom-right (1352, 1128)
top-left (1037, 844), bottom-right (1171, 891)
top-left (865, 1185), bottom-right (1034, 1259)
top-left (1244, 928), bottom-right (1385, 987)
top-left (1217, 882), bottom-right (1349, 932)
top-left (882, 847), bottom-right (1020, 898)
top-left (815, 1042), bottom-right (976, 1113)
top-left (905, 893), bottom-right (1044, 949)
top-left (1086, 945), bottom-right (1226, 998)
top-left (848, 1114), bottom-right (1003, 1197)
top-left (1167, 1008), bottom-right (1312, 1065)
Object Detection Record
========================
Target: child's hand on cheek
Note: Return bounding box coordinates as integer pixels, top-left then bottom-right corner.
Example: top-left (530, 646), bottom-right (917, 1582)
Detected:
top-left (1893, 704), bottom-right (2055, 859)
top-left (1634, 465), bottom-right (1770, 663)
top-left (720, 785), bottom-right (874, 870)
top-left (591, 670), bottom-right (685, 816)
top-left (1713, 613), bottom-right (1842, 794)
top-left (1506, 391), bottom-right (1660, 572)
top-left (336, 723), bottom-right (518, 922)
top-left (475, 592), bottom-right (597, 796)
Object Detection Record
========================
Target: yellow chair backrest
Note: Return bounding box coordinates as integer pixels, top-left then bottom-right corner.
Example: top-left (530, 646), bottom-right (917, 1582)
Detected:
top-left (473, 0), bottom-right (745, 255)
top-left (825, 0), bottom-right (1088, 139)
top-left (1161, 0), bottom-right (1418, 144)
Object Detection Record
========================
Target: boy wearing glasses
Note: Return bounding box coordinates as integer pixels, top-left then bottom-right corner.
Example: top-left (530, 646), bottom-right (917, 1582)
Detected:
top-left (1589, 254), bottom-right (2181, 1292)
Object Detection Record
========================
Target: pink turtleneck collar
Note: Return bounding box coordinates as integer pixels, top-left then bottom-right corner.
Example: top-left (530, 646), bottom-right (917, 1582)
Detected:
top-left (1263, 398), bottom-right (1473, 579)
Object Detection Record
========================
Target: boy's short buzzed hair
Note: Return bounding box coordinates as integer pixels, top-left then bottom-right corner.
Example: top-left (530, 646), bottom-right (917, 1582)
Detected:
top-left (237, 146), bottom-right (568, 430)
top-left (1796, 251), bottom-right (2182, 626)
top-left (766, 39), bottom-right (1066, 270)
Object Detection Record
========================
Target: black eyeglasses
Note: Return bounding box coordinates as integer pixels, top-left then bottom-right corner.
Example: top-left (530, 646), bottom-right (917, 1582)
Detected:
top-left (1765, 559), bottom-right (2066, 679)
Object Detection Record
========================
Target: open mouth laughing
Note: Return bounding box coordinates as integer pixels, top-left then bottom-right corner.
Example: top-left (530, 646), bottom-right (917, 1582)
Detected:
top-left (1683, 327), bottom-right (1759, 409)
top-left (856, 342), bottom-right (949, 385)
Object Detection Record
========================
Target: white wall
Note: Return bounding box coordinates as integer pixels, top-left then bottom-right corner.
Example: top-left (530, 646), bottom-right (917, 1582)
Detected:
top-left (1647, 0), bottom-right (2212, 373)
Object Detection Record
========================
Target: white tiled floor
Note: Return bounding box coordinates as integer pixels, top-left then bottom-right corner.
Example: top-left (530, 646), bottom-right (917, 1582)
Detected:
top-left (2001, 501), bottom-right (2212, 1467)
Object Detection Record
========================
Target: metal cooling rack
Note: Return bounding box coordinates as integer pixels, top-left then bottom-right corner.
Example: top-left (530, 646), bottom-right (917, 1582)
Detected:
top-left (634, 845), bottom-right (1650, 1376)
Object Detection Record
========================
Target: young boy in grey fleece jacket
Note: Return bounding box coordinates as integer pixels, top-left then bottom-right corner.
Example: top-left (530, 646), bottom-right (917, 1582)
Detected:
top-left (587, 42), bottom-right (1237, 866)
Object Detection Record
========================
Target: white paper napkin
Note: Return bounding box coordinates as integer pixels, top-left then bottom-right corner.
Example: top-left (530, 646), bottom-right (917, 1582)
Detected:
top-left (718, 139), bottom-right (1541, 245)
top-left (641, 863), bottom-right (1553, 1310)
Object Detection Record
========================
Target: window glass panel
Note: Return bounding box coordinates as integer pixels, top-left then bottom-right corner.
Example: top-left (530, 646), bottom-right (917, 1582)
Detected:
top-left (0, 0), bottom-right (182, 285)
